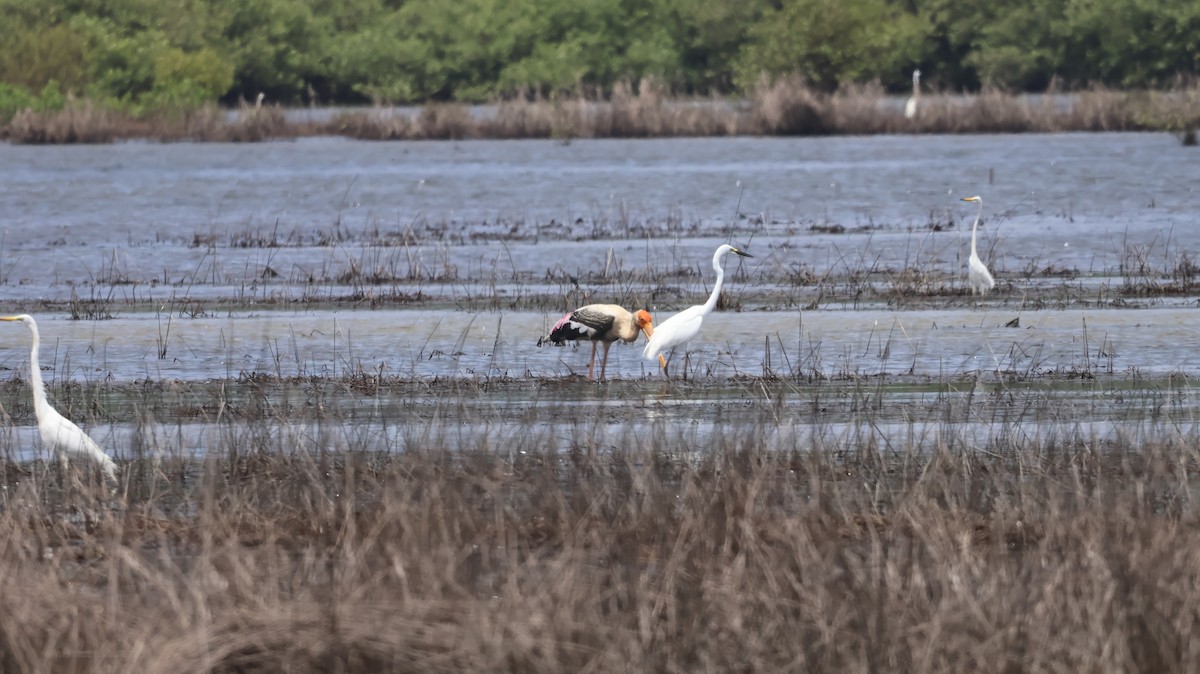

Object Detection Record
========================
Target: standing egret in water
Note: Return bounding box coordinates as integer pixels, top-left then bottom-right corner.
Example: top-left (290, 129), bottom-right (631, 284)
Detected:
top-left (539, 306), bottom-right (655, 381)
top-left (0, 315), bottom-right (118, 483)
top-left (644, 244), bottom-right (753, 376)
top-left (961, 196), bottom-right (996, 295)
top-left (904, 69), bottom-right (921, 119)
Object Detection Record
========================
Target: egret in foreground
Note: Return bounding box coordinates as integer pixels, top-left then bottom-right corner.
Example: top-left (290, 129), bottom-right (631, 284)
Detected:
top-left (904, 69), bottom-right (921, 120)
top-left (0, 314), bottom-right (118, 484)
top-left (539, 305), bottom-right (655, 380)
top-left (961, 196), bottom-right (996, 295)
top-left (643, 244), bottom-right (753, 376)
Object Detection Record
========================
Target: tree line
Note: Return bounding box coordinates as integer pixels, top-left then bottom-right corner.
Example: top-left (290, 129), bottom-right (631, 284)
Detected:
top-left (0, 0), bottom-right (1197, 117)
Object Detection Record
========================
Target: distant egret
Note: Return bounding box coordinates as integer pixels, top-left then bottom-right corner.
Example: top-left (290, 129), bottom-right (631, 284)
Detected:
top-left (539, 305), bottom-right (655, 381)
top-left (0, 315), bottom-right (118, 484)
top-left (904, 69), bottom-right (921, 120)
top-left (961, 196), bottom-right (996, 295)
top-left (643, 244), bottom-right (753, 376)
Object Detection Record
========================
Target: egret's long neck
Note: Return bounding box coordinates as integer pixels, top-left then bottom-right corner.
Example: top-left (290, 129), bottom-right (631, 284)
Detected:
top-left (26, 324), bottom-right (47, 414)
top-left (970, 203), bottom-right (982, 256)
top-left (703, 254), bottom-right (728, 313)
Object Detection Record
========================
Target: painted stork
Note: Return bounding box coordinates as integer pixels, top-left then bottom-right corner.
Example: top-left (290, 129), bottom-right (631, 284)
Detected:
top-left (539, 305), bottom-right (655, 380)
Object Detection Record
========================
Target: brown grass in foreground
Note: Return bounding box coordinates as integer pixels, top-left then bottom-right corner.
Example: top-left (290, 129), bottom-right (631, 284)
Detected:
top-left (2, 426), bottom-right (1200, 673)
top-left (4, 78), bottom-right (1199, 143)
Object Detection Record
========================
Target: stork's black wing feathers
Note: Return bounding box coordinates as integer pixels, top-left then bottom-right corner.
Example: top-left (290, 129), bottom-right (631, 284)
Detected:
top-left (568, 307), bottom-right (616, 335)
top-left (540, 306), bottom-right (616, 345)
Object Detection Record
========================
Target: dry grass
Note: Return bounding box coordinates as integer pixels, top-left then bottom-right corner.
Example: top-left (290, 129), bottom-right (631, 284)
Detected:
top-left (5, 100), bottom-right (132, 144)
top-left (3, 100), bottom-right (296, 144)
top-left (335, 78), bottom-right (1200, 141)
top-left (2, 406), bottom-right (1200, 672)
top-left (6, 79), bottom-right (1198, 143)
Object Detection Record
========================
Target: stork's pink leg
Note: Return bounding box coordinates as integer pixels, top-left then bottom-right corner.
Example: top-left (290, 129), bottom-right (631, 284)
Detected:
top-left (599, 341), bottom-right (612, 381)
top-left (587, 341), bottom-right (598, 380)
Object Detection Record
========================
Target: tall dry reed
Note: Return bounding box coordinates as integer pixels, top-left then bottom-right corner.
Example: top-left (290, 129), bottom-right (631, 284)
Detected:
top-left (1, 406), bottom-right (1199, 672)
top-left (4, 100), bottom-right (295, 144)
top-left (5, 79), bottom-right (1199, 143)
top-left (332, 78), bottom-right (1200, 141)
top-left (4, 100), bottom-right (131, 144)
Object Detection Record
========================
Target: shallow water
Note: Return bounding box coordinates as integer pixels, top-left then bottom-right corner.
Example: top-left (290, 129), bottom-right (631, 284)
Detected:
top-left (0, 134), bottom-right (1196, 282)
top-left (0, 133), bottom-right (1197, 455)
top-left (1, 371), bottom-right (1195, 464)
top-left (0, 305), bottom-right (1192, 384)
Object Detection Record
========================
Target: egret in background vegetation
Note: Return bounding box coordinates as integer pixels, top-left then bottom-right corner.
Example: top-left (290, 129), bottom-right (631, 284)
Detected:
top-left (539, 306), bottom-right (656, 381)
top-left (0, 314), bottom-right (118, 484)
top-left (961, 196), bottom-right (996, 294)
top-left (237, 92), bottom-right (265, 122)
top-left (644, 244), bottom-right (753, 376)
top-left (905, 69), bottom-right (921, 119)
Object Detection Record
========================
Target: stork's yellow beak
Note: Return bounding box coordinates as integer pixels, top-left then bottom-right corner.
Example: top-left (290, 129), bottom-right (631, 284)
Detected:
top-left (0, 316), bottom-right (20, 322)
top-left (731, 247), bottom-right (753, 258)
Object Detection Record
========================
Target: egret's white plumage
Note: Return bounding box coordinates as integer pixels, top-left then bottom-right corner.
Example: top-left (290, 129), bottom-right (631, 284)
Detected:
top-left (961, 196), bottom-right (996, 295)
top-left (0, 314), bottom-right (117, 483)
top-left (904, 69), bottom-right (921, 119)
top-left (539, 305), bottom-right (655, 380)
top-left (643, 244), bottom-right (752, 375)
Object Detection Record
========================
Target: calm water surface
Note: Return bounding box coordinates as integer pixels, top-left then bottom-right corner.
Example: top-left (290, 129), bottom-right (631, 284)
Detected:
top-left (0, 133), bottom-right (1197, 456)
top-left (1, 134), bottom-right (1197, 270)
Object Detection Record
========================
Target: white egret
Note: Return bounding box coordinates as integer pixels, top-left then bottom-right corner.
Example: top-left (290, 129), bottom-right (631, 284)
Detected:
top-left (0, 314), bottom-right (118, 483)
top-left (539, 306), bottom-right (655, 381)
top-left (961, 196), bottom-right (996, 295)
top-left (643, 244), bottom-right (753, 376)
top-left (904, 69), bottom-right (921, 120)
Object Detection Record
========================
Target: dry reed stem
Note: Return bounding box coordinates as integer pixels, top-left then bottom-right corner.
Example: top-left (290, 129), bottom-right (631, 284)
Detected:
top-left (6, 79), bottom-right (1199, 143)
top-left (1, 428), bottom-right (1198, 672)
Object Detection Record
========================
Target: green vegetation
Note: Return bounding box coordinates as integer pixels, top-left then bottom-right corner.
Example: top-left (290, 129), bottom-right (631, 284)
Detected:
top-left (0, 0), bottom-right (1198, 121)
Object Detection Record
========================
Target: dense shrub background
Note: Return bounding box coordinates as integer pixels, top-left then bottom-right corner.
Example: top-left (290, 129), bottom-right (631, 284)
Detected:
top-left (0, 0), bottom-right (1197, 118)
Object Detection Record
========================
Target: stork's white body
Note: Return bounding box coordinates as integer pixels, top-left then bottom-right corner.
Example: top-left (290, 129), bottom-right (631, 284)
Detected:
top-left (540, 305), bottom-right (654, 380)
